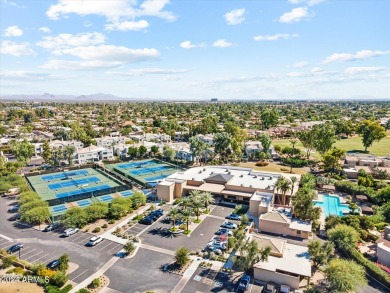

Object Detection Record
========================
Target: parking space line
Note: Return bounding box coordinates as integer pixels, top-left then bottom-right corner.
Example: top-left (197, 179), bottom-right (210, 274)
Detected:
top-left (97, 241), bottom-right (113, 251)
top-left (20, 248), bottom-right (37, 257)
top-left (32, 253), bottom-right (50, 264)
top-left (71, 269), bottom-right (89, 281)
top-left (70, 233), bottom-right (87, 242)
top-left (24, 251), bottom-right (43, 261)
top-left (106, 243), bottom-right (122, 254)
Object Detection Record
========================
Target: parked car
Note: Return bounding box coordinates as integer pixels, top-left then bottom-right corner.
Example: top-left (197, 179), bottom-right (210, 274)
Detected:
top-left (150, 209), bottom-right (165, 216)
top-left (226, 213), bottom-right (241, 221)
top-left (7, 243), bottom-right (23, 254)
top-left (215, 228), bottom-right (233, 236)
top-left (87, 236), bottom-right (103, 246)
top-left (46, 260), bottom-right (61, 270)
top-left (8, 205), bottom-right (19, 213)
top-left (237, 274), bottom-right (251, 292)
top-left (43, 223), bottom-right (61, 232)
top-left (221, 221), bottom-right (237, 229)
top-left (140, 217), bottom-right (154, 225)
top-left (61, 228), bottom-right (79, 237)
top-left (9, 213), bottom-right (21, 221)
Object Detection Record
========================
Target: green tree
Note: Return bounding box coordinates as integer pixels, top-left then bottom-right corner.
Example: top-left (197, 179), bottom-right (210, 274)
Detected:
top-left (63, 145), bottom-right (75, 166)
top-left (357, 120), bottom-right (386, 151)
top-left (163, 146), bottom-right (176, 161)
top-left (62, 207), bottom-right (89, 228)
top-left (290, 176), bottom-right (298, 194)
top-left (297, 129), bottom-right (316, 159)
top-left (189, 136), bottom-right (207, 165)
top-left (127, 146), bottom-right (138, 158)
top-left (189, 192), bottom-right (204, 221)
top-left (258, 133), bottom-right (272, 154)
top-left (214, 132), bottom-right (231, 162)
top-left (307, 240), bottom-right (335, 269)
top-left (169, 207), bottom-right (180, 229)
top-left (348, 202), bottom-right (359, 214)
top-left (234, 239), bottom-right (271, 272)
top-left (260, 109), bottom-right (279, 130)
top-left (150, 145), bottom-right (159, 157)
top-left (20, 206), bottom-right (50, 229)
top-left (327, 224), bottom-right (360, 250)
top-left (139, 145), bottom-right (147, 157)
top-left (85, 202), bottom-right (109, 222)
top-left (132, 191), bottom-right (146, 208)
top-left (175, 247), bottom-right (190, 267)
top-left (324, 259), bottom-right (367, 293)
top-left (10, 139), bottom-right (35, 163)
top-left (292, 187), bottom-right (321, 222)
top-left (41, 141), bottom-right (52, 164)
top-left (322, 147), bottom-right (346, 174)
top-left (181, 208), bottom-right (194, 231)
top-left (275, 176), bottom-right (291, 206)
top-left (312, 123), bottom-right (337, 154)
top-left (200, 192), bottom-right (214, 211)
top-left (58, 253), bottom-right (70, 272)
top-left (51, 271), bottom-right (68, 287)
top-left (123, 241), bottom-right (135, 255)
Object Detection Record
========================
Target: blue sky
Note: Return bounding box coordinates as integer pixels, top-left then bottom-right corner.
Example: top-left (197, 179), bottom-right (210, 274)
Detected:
top-left (0, 0), bottom-right (389, 100)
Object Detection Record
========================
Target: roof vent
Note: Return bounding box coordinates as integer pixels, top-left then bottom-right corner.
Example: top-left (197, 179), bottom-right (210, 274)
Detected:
top-left (269, 177), bottom-right (272, 180)
top-left (240, 174), bottom-right (244, 177)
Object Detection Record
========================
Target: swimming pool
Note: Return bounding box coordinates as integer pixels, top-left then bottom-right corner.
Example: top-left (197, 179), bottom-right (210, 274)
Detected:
top-left (314, 194), bottom-right (350, 217)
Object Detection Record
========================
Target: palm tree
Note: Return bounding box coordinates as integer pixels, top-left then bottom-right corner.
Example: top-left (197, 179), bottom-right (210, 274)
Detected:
top-left (180, 196), bottom-right (191, 210)
top-left (181, 208), bottom-right (194, 231)
top-left (279, 177), bottom-right (292, 206)
top-left (290, 176), bottom-right (298, 195)
top-left (170, 208), bottom-right (180, 229)
top-left (200, 192), bottom-right (215, 212)
top-left (189, 193), bottom-right (204, 221)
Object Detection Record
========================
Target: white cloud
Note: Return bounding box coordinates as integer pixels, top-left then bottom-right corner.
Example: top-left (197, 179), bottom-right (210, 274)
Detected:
top-left (106, 68), bottom-right (187, 76)
top-left (105, 20), bottom-right (149, 31)
top-left (288, 0), bottom-right (325, 6)
top-left (39, 27), bottom-right (51, 33)
top-left (292, 61), bottom-right (309, 68)
top-left (212, 39), bottom-right (232, 48)
top-left (286, 71), bottom-right (307, 78)
top-left (311, 66), bottom-right (324, 73)
top-left (0, 41), bottom-right (35, 56)
top-left (37, 32), bottom-right (106, 51)
top-left (253, 33), bottom-right (298, 41)
top-left (180, 41), bottom-right (204, 49)
top-left (224, 8), bottom-right (245, 25)
top-left (322, 50), bottom-right (390, 64)
top-left (46, 0), bottom-right (175, 22)
top-left (344, 66), bottom-right (386, 75)
top-left (279, 7), bottom-right (312, 23)
top-left (41, 45), bottom-right (159, 70)
top-left (0, 70), bottom-right (76, 80)
top-left (3, 26), bottom-right (23, 37)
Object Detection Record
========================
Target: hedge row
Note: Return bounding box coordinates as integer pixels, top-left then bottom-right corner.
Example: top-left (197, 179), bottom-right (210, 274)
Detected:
top-left (342, 247), bottom-right (390, 287)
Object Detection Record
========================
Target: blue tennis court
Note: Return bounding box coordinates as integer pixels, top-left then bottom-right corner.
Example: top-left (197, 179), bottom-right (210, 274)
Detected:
top-left (77, 199), bottom-right (91, 207)
top-left (48, 176), bottom-right (101, 190)
top-left (55, 184), bottom-right (111, 199)
top-left (130, 165), bottom-right (172, 176)
top-left (51, 205), bottom-right (68, 213)
top-left (41, 169), bottom-right (89, 181)
top-left (120, 190), bottom-right (134, 197)
top-left (118, 161), bottom-right (155, 169)
top-left (99, 195), bottom-right (113, 202)
top-left (145, 174), bottom-right (168, 182)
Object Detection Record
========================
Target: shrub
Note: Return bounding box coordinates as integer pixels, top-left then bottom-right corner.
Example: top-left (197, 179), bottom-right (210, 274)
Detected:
top-left (50, 271), bottom-right (68, 287)
top-left (92, 227), bottom-right (101, 233)
top-left (108, 219), bottom-right (115, 224)
top-left (101, 224), bottom-right (108, 229)
top-left (255, 161), bottom-right (269, 167)
top-left (2, 256), bottom-right (15, 268)
top-left (175, 247), bottom-right (190, 267)
top-left (88, 278), bottom-right (101, 289)
top-left (6, 266), bottom-right (25, 275)
top-left (76, 289), bottom-right (90, 293)
top-left (123, 241), bottom-right (135, 255)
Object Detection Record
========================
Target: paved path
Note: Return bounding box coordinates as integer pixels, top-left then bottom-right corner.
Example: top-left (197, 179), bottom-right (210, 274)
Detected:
top-left (139, 243), bottom-right (175, 256)
top-left (171, 259), bottom-right (199, 293)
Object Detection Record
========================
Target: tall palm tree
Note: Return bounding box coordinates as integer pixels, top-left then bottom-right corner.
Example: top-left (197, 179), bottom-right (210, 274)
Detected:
top-left (279, 177), bottom-right (292, 206)
top-left (190, 196), bottom-right (204, 221)
top-left (200, 192), bottom-right (215, 212)
top-left (170, 208), bottom-right (180, 229)
top-left (181, 208), bottom-right (194, 231)
top-left (180, 196), bottom-right (191, 210)
top-left (290, 176), bottom-right (298, 195)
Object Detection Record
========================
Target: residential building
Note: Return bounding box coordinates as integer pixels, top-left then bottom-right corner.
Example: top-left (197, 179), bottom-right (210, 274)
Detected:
top-left (74, 146), bottom-right (114, 165)
top-left (377, 226), bottom-right (390, 267)
top-left (249, 234), bottom-right (311, 289)
top-left (196, 134), bottom-right (214, 146)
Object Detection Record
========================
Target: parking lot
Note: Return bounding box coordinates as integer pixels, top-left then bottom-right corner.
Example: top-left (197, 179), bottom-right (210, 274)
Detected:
top-left (105, 247), bottom-right (181, 293)
top-left (0, 196), bottom-right (123, 284)
top-left (182, 267), bottom-right (265, 293)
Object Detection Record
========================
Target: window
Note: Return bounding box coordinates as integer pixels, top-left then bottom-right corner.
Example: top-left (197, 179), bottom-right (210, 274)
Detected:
top-left (297, 230), bottom-right (302, 235)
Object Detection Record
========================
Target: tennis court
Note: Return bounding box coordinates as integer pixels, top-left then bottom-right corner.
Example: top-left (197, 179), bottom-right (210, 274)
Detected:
top-left (48, 176), bottom-right (101, 190)
top-left (77, 199), bottom-right (92, 207)
top-left (41, 169), bottom-right (89, 181)
top-left (27, 168), bottom-right (120, 202)
top-left (106, 159), bottom-right (178, 186)
top-left (98, 195), bottom-right (113, 202)
top-left (51, 205), bottom-right (68, 213)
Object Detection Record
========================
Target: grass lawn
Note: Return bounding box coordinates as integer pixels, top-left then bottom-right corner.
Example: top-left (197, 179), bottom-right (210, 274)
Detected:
top-left (237, 161), bottom-right (307, 175)
top-left (272, 132), bottom-right (390, 158)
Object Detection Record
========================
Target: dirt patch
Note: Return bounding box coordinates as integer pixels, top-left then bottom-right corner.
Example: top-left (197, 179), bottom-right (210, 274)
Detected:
top-left (0, 282), bottom-right (44, 293)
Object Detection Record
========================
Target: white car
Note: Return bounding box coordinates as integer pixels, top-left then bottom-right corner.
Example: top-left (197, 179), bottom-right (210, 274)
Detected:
top-left (221, 222), bottom-right (237, 229)
top-left (61, 228), bottom-right (79, 237)
top-left (88, 236), bottom-right (103, 246)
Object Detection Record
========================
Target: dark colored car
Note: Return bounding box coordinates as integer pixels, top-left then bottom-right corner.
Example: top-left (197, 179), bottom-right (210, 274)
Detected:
top-left (43, 223), bottom-right (61, 232)
top-left (47, 260), bottom-right (61, 270)
top-left (150, 209), bottom-right (165, 217)
top-left (9, 213), bottom-right (21, 221)
top-left (215, 228), bottom-right (233, 236)
top-left (7, 243), bottom-right (23, 254)
top-left (140, 216), bottom-right (154, 225)
top-left (8, 205), bottom-right (19, 213)
top-left (237, 274), bottom-right (251, 292)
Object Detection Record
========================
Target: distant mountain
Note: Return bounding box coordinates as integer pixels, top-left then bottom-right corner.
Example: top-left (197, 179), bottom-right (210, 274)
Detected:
top-left (0, 93), bottom-right (126, 101)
